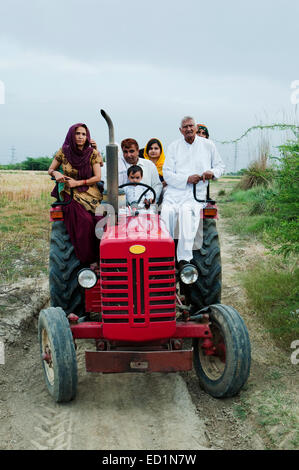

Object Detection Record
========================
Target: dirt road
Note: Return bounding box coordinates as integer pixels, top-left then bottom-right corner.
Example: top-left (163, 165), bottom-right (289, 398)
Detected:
top-left (0, 330), bottom-right (211, 450)
top-left (0, 222), bottom-right (258, 451)
top-left (0, 285), bottom-right (213, 450)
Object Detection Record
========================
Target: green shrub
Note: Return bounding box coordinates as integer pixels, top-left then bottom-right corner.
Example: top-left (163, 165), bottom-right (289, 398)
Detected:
top-left (218, 189), bottom-right (226, 196)
top-left (226, 138), bottom-right (299, 256)
top-left (237, 140), bottom-right (276, 190)
top-left (237, 163), bottom-right (275, 190)
top-left (268, 139), bottom-right (299, 254)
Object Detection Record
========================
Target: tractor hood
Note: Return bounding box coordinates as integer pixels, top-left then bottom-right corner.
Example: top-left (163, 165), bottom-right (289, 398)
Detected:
top-left (101, 213), bottom-right (172, 245)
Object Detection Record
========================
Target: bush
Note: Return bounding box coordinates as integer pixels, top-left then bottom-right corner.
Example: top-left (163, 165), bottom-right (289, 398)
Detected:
top-left (21, 157), bottom-right (53, 171)
top-left (237, 160), bottom-right (275, 190)
top-left (272, 140), bottom-right (299, 218)
top-left (237, 137), bottom-right (276, 189)
top-left (269, 139), bottom-right (299, 254)
top-left (0, 156), bottom-right (53, 171)
top-left (228, 138), bottom-right (299, 255)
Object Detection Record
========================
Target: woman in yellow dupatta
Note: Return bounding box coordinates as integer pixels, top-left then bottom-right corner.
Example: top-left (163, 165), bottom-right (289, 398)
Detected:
top-left (143, 138), bottom-right (166, 186)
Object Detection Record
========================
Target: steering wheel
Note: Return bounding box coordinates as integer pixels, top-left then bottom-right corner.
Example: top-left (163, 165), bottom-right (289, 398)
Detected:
top-left (118, 182), bottom-right (156, 206)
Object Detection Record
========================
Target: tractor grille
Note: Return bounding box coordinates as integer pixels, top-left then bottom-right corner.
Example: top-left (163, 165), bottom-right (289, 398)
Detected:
top-left (101, 258), bottom-right (129, 322)
top-left (100, 256), bottom-right (176, 325)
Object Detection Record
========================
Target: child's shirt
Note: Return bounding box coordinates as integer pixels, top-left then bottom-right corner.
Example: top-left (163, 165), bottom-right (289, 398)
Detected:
top-left (124, 184), bottom-right (154, 206)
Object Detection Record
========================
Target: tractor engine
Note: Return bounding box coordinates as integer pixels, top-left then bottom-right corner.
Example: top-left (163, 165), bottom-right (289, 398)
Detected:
top-left (98, 213), bottom-right (176, 342)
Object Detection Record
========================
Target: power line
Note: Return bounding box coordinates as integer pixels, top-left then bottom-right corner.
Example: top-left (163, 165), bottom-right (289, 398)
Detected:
top-left (215, 123), bottom-right (299, 145)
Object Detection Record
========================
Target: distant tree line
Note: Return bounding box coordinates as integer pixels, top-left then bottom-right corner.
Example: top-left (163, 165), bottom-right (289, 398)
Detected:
top-left (227, 169), bottom-right (247, 176)
top-left (0, 156), bottom-right (53, 171)
top-left (0, 149), bottom-right (106, 171)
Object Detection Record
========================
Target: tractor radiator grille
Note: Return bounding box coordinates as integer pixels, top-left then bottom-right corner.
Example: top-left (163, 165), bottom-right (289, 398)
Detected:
top-left (101, 258), bottom-right (129, 323)
top-left (100, 256), bottom-right (176, 325)
top-left (147, 257), bottom-right (176, 322)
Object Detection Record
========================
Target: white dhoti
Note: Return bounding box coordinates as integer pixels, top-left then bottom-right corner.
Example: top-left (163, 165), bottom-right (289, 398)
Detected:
top-left (161, 199), bottom-right (203, 262)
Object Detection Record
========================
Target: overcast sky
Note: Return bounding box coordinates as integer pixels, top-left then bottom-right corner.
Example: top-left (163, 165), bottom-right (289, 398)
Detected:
top-left (0, 0), bottom-right (298, 169)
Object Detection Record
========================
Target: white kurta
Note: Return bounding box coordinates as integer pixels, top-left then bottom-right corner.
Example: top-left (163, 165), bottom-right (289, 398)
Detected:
top-left (163, 135), bottom-right (225, 204)
top-left (161, 135), bottom-right (225, 262)
top-left (101, 157), bottom-right (162, 201)
top-left (124, 184), bottom-right (154, 206)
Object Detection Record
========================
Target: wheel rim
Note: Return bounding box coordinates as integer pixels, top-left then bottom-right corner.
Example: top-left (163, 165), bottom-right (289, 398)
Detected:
top-left (198, 321), bottom-right (226, 381)
top-left (41, 328), bottom-right (54, 385)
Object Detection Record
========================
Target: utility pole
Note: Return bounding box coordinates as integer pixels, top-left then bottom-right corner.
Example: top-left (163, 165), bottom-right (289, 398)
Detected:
top-left (234, 142), bottom-right (238, 173)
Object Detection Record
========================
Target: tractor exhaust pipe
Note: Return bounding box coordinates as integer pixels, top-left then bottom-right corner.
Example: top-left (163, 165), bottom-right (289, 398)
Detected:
top-left (100, 109), bottom-right (119, 222)
top-left (100, 109), bottom-right (115, 144)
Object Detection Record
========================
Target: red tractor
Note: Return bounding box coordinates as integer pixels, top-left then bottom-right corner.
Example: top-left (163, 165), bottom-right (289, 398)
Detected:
top-left (38, 111), bottom-right (251, 403)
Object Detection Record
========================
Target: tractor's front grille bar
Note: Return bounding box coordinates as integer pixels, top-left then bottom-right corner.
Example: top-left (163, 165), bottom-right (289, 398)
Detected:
top-left (100, 256), bottom-right (176, 324)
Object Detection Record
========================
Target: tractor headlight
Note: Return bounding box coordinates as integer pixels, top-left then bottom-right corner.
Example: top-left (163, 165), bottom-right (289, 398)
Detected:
top-left (179, 264), bottom-right (198, 285)
top-left (77, 269), bottom-right (97, 289)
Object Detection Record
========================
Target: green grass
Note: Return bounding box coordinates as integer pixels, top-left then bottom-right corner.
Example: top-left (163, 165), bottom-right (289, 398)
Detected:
top-left (233, 403), bottom-right (249, 421)
top-left (219, 181), bottom-right (299, 349)
top-left (0, 195), bottom-right (52, 284)
top-left (220, 184), bottom-right (298, 253)
top-left (224, 213), bottom-right (277, 238)
top-left (220, 199), bottom-right (276, 242)
top-left (248, 386), bottom-right (299, 449)
top-left (240, 259), bottom-right (299, 349)
top-left (233, 362), bottom-right (299, 450)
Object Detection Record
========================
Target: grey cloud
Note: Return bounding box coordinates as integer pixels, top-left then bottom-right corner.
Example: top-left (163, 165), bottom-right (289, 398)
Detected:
top-left (0, 0), bottom-right (298, 169)
top-left (1, 0), bottom-right (298, 76)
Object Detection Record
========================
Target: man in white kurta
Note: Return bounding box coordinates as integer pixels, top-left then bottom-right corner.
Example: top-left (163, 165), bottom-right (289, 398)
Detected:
top-left (101, 139), bottom-right (162, 201)
top-left (161, 116), bottom-right (225, 264)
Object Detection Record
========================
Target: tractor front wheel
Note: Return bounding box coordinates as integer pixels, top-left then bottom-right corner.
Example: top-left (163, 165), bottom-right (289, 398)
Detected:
top-left (38, 306), bottom-right (78, 402)
top-left (193, 304), bottom-right (251, 398)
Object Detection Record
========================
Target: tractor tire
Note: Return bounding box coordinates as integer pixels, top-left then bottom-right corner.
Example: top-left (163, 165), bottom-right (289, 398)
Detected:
top-left (38, 306), bottom-right (78, 402)
top-left (193, 304), bottom-right (251, 398)
top-left (49, 221), bottom-right (83, 316)
top-left (189, 219), bottom-right (222, 309)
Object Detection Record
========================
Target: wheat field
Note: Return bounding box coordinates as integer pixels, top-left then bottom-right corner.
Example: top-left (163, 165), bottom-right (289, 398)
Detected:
top-left (0, 170), bottom-right (55, 284)
top-left (0, 170), bottom-right (53, 202)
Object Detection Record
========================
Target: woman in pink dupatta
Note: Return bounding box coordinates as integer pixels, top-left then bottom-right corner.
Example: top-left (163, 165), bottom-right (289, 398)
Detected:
top-left (48, 123), bottom-right (103, 264)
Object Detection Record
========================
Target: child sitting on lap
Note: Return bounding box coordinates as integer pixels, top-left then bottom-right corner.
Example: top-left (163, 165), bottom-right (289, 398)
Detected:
top-left (125, 165), bottom-right (154, 208)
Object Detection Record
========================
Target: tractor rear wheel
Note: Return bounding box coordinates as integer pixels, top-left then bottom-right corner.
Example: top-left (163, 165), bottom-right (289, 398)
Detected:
top-left (190, 219), bottom-right (221, 309)
top-left (38, 306), bottom-right (78, 402)
top-left (49, 221), bottom-right (83, 315)
top-left (192, 304), bottom-right (251, 398)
